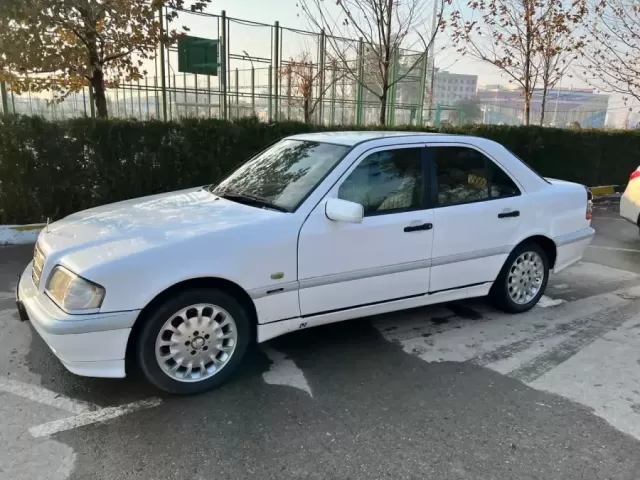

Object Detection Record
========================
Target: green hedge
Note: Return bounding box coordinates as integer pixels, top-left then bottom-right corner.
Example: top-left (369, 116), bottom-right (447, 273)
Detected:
top-left (1, 115), bottom-right (639, 224)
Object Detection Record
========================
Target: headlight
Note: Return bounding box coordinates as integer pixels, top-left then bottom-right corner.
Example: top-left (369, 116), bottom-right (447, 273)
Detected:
top-left (45, 266), bottom-right (105, 311)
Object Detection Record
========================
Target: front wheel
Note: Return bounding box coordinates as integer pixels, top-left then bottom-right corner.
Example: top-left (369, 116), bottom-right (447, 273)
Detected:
top-left (136, 288), bottom-right (252, 395)
top-left (491, 243), bottom-right (549, 313)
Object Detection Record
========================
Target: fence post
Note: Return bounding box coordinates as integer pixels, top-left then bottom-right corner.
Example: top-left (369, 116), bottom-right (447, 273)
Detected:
top-left (159, 6), bottom-right (168, 121)
top-left (268, 65), bottom-right (273, 121)
top-left (329, 61), bottom-right (336, 126)
top-left (220, 10), bottom-right (228, 120)
top-left (417, 51), bottom-right (428, 126)
top-left (286, 67), bottom-right (292, 120)
top-left (0, 81), bottom-right (9, 115)
top-left (251, 67), bottom-right (255, 115)
top-left (235, 68), bottom-right (239, 118)
top-left (355, 37), bottom-right (364, 126)
top-left (273, 21), bottom-right (280, 122)
top-left (88, 83), bottom-right (95, 118)
top-left (317, 28), bottom-right (326, 124)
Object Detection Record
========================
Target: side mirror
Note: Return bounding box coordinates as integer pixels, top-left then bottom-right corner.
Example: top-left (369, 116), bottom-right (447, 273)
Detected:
top-left (325, 198), bottom-right (364, 224)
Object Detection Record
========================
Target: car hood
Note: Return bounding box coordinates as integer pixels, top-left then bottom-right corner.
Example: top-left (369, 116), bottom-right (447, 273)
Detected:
top-left (39, 187), bottom-right (278, 255)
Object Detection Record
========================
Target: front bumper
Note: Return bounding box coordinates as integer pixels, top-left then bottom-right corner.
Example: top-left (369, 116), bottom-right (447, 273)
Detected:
top-left (17, 262), bottom-right (140, 378)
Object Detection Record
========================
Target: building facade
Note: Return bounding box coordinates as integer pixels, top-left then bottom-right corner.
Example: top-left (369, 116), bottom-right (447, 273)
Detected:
top-left (431, 70), bottom-right (479, 107)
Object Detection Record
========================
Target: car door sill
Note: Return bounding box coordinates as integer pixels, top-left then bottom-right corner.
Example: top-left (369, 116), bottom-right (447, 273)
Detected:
top-left (256, 282), bottom-right (493, 342)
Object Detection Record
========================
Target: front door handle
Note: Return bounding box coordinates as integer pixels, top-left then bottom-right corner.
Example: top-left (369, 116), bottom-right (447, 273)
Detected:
top-left (498, 210), bottom-right (520, 218)
top-left (404, 222), bottom-right (433, 232)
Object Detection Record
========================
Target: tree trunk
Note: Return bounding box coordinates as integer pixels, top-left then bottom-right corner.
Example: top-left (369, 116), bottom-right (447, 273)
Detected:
top-left (379, 88), bottom-right (388, 125)
top-left (539, 86), bottom-right (548, 126)
top-left (91, 69), bottom-right (108, 118)
top-left (523, 96), bottom-right (530, 126)
top-left (304, 96), bottom-right (311, 123)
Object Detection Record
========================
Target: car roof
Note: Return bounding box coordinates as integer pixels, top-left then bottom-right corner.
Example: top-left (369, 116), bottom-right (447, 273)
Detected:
top-left (287, 131), bottom-right (442, 147)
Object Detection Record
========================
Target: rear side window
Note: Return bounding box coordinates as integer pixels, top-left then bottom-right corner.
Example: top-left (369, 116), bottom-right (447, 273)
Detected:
top-left (431, 146), bottom-right (520, 207)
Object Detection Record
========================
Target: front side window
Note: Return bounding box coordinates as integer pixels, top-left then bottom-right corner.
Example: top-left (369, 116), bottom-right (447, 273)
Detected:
top-left (432, 146), bottom-right (520, 207)
top-left (338, 148), bottom-right (423, 215)
top-left (213, 140), bottom-right (349, 212)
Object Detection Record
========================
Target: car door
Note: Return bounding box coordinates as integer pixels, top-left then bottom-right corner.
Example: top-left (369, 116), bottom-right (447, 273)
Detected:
top-left (297, 144), bottom-right (434, 316)
top-left (427, 143), bottom-right (527, 293)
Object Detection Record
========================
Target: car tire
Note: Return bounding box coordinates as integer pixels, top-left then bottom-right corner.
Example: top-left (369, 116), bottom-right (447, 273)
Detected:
top-left (491, 242), bottom-right (549, 313)
top-left (136, 288), bottom-right (252, 395)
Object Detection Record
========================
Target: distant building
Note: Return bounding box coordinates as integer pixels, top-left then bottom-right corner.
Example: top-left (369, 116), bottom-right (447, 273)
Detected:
top-left (476, 85), bottom-right (609, 128)
top-left (431, 70), bottom-right (478, 106)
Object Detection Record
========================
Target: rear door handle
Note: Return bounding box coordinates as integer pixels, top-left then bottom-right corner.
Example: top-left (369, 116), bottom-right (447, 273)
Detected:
top-left (498, 210), bottom-right (520, 218)
top-left (404, 223), bottom-right (433, 232)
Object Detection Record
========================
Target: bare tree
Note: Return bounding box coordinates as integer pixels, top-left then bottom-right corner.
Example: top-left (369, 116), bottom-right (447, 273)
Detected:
top-left (580, 0), bottom-right (640, 105)
top-left (299, 0), bottom-right (448, 125)
top-left (281, 53), bottom-right (345, 123)
top-left (537, 4), bottom-right (579, 126)
top-left (450, 0), bottom-right (585, 125)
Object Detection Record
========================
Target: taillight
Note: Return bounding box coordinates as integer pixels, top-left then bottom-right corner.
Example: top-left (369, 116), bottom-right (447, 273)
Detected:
top-left (630, 170), bottom-right (640, 181)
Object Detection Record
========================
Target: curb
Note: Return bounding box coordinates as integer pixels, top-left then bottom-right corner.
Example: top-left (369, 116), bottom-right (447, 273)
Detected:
top-left (0, 224), bottom-right (45, 246)
top-left (589, 185), bottom-right (624, 204)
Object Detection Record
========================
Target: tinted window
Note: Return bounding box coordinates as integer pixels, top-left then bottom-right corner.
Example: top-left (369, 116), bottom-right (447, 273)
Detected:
top-left (433, 146), bottom-right (520, 207)
top-left (214, 140), bottom-right (349, 212)
top-left (338, 148), bottom-right (423, 215)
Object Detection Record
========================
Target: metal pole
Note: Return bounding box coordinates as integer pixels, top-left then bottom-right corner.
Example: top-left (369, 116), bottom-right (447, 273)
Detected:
top-left (88, 83), bottom-right (95, 118)
top-left (130, 82), bottom-right (135, 117)
top-left (286, 67), bottom-right (292, 120)
top-left (220, 11), bottom-right (228, 119)
top-left (123, 86), bottom-right (128, 117)
top-left (317, 28), bottom-right (326, 124)
top-left (183, 72), bottom-right (187, 117)
top-left (194, 74), bottom-right (198, 117)
top-left (0, 81), bottom-right (8, 115)
top-left (417, 51), bottom-right (428, 125)
top-left (235, 68), bottom-right (239, 118)
top-left (145, 77), bottom-right (150, 119)
top-left (251, 67), bottom-right (255, 115)
top-left (356, 38), bottom-right (364, 126)
top-left (268, 65), bottom-right (273, 120)
top-left (28, 84), bottom-right (33, 115)
top-left (137, 80), bottom-right (142, 119)
top-left (273, 21), bottom-right (280, 121)
top-left (159, 6), bottom-right (168, 121)
top-left (330, 62), bottom-right (336, 126)
top-left (207, 74), bottom-right (211, 118)
top-left (171, 74), bottom-right (176, 119)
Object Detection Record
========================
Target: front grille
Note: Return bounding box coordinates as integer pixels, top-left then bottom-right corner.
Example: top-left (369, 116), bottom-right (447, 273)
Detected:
top-left (32, 245), bottom-right (45, 289)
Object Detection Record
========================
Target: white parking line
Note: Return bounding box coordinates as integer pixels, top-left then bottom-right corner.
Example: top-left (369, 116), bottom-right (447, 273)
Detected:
top-left (29, 398), bottom-right (163, 438)
top-left (0, 377), bottom-right (96, 415)
top-left (589, 245), bottom-right (640, 253)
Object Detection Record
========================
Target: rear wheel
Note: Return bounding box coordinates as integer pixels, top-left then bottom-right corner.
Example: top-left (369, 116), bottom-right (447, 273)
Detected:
top-left (491, 243), bottom-right (549, 313)
top-left (136, 288), bottom-right (251, 394)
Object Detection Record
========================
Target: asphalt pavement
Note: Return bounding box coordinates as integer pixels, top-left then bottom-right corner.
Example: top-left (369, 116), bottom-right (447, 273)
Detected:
top-left (2, 203), bottom-right (640, 480)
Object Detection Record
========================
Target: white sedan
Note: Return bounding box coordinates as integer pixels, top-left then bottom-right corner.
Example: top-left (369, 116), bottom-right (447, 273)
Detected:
top-left (16, 132), bottom-right (594, 394)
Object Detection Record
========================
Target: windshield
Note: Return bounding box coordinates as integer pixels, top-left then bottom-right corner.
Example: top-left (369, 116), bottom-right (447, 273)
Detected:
top-left (212, 139), bottom-right (350, 212)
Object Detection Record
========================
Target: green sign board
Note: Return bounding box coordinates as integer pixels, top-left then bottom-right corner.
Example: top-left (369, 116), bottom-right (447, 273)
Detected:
top-left (178, 36), bottom-right (219, 76)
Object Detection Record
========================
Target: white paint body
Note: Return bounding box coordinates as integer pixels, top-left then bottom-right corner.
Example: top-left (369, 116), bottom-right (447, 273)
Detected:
top-left (620, 167), bottom-right (640, 226)
top-left (17, 132), bottom-right (594, 379)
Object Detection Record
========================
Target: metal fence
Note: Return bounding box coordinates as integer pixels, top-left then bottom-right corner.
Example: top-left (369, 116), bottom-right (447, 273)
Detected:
top-left (0, 8), bottom-right (611, 128)
top-left (0, 8), bottom-right (440, 126)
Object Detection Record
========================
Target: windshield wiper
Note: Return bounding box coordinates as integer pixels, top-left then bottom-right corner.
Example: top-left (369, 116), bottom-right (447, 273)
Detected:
top-left (214, 191), bottom-right (290, 213)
